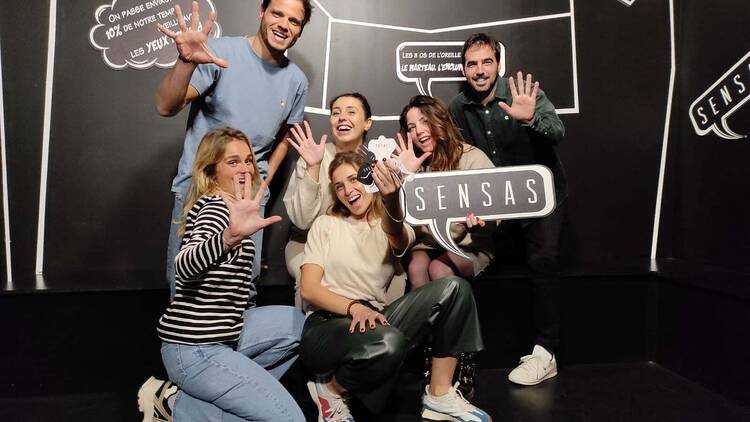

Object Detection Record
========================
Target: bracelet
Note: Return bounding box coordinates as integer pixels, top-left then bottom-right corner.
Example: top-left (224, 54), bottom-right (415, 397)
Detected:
top-left (382, 183), bottom-right (405, 223)
top-left (346, 300), bottom-right (360, 317)
top-left (383, 200), bottom-right (405, 223)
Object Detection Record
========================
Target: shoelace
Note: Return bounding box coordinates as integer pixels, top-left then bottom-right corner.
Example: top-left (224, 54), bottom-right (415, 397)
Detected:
top-left (449, 382), bottom-right (475, 412)
top-left (323, 395), bottom-right (351, 422)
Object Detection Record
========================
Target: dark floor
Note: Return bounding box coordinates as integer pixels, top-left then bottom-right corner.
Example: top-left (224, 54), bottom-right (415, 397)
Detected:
top-left (1, 362), bottom-right (748, 422)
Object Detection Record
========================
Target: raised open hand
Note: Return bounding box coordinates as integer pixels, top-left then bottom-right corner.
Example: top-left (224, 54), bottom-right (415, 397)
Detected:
top-left (156, 1), bottom-right (228, 68)
top-left (393, 132), bottom-right (431, 172)
top-left (222, 176), bottom-right (281, 248)
top-left (498, 71), bottom-right (539, 123)
top-left (287, 121), bottom-right (327, 168)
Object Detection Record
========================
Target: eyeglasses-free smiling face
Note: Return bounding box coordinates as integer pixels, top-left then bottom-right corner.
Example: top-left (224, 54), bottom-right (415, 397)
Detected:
top-left (215, 139), bottom-right (255, 194)
top-left (405, 107), bottom-right (436, 154)
top-left (331, 163), bottom-right (373, 219)
top-left (330, 95), bottom-right (373, 147)
top-left (258, 0), bottom-right (306, 55)
top-left (463, 43), bottom-right (499, 96)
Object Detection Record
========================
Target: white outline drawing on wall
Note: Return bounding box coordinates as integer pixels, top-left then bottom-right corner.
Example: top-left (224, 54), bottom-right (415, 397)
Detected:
top-left (395, 41), bottom-right (506, 97)
top-left (89, 0), bottom-right (221, 70)
top-left (688, 51), bottom-right (750, 141)
top-left (305, 0), bottom-right (580, 121)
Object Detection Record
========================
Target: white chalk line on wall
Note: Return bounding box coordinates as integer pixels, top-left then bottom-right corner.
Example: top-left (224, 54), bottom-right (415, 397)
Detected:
top-left (36, 0), bottom-right (57, 275)
top-left (0, 37), bottom-right (12, 285)
top-left (306, 0), bottom-right (580, 120)
top-left (651, 0), bottom-right (675, 260)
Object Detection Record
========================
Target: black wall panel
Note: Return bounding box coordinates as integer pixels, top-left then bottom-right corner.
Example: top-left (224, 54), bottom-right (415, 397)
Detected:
top-left (0, 0), bottom-right (49, 280)
top-left (3, 1), bottom-right (676, 290)
top-left (660, 0), bottom-right (750, 276)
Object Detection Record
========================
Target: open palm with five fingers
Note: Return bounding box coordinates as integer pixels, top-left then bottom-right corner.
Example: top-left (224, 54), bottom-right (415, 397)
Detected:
top-left (156, 1), bottom-right (228, 68)
top-left (498, 71), bottom-right (540, 123)
top-left (222, 176), bottom-right (282, 248)
top-left (394, 132), bottom-right (431, 173)
top-left (287, 121), bottom-right (327, 168)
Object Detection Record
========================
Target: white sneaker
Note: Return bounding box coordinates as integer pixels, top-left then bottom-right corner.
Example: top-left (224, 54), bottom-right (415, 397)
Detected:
top-left (314, 380), bottom-right (354, 422)
top-left (421, 382), bottom-right (492, 422)
top-left (507, 352), bottom-right (557, 386)
top-left (137, 376), bottom-right (177, 422)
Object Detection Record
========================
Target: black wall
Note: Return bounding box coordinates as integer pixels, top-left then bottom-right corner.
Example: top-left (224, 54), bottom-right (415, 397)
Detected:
top-left (654, 0), bottom-right (750, 407)
top-left (1, 0), bottom-right (674, 290)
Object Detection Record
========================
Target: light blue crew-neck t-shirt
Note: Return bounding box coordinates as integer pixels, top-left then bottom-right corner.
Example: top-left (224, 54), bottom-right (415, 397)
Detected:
top-left (171, 36), bottom-right (308, 201)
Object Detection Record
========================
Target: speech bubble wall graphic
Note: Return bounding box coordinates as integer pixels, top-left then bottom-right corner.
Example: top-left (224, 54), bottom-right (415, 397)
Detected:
top-left (400, 165), bottom-right (555, 259)
top-left (396, 41), bottom-right (505, 96)
top-left (89, 0), bottom-right (221, 70)
top-left (688, 51), bottom-right (750, 140)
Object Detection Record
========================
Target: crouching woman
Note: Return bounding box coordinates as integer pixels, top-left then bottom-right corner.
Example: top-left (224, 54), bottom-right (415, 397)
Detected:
top-left (299, 152), bottom-right (491, 422)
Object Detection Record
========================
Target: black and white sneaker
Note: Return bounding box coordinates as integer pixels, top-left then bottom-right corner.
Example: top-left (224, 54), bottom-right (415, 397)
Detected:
top-left (137, 376), bottom-right (177, 422)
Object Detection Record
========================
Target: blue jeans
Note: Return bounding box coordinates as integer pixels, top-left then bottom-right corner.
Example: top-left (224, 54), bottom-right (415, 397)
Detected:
top-left (161, 305), bottom-right (305, 422)
top-left (167, 193), bottom-right (265, 299)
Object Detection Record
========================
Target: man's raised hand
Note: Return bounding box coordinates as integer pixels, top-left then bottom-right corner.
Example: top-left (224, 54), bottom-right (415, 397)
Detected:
top-left (498, 71), bottom-right (539, 123)
top-left (157, 1), bottom-right (228, 68)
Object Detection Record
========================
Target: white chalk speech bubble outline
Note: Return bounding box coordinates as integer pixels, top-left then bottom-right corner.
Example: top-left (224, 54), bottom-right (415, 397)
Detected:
top-left (89, 0), bottom-right (221, 70)
top-left (688, 51), bottom-right (750, 140)
top-left (399, 165), bottom-right (555, 259)
top-left (395, 41), bottom-right (506, 96)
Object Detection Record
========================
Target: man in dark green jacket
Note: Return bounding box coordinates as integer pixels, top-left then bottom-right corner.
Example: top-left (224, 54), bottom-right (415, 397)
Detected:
top-left (449, 32), bottom-right (567, 386)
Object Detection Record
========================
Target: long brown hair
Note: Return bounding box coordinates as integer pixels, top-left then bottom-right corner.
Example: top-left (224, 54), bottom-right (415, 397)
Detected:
top-left (398, 95), bottom-right (465, 171)
top-left (327, 152), bottom-right (384, 221)
top-left (180, 127), bottom-right (260, 235)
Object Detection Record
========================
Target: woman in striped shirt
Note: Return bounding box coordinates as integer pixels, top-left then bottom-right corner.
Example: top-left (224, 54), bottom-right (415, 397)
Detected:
top-left (138, 128), bottom-right (305, 422)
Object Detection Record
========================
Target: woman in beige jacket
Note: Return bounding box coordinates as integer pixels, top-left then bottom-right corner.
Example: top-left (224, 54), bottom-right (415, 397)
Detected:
top-left (283, 93), bottom-right (376, 307)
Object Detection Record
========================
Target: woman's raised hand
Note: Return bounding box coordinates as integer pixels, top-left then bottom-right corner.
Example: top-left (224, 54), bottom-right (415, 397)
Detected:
top-left (156, 1), bottom-right (228, 68)
top-left (393, 132), bottom-right (430, 172)
top-left (222, 176), bottom-right (281, 248)
top-left (287, 121), bottom-right (327, 168)
top-left (372, 158), bottom-right (403, 198)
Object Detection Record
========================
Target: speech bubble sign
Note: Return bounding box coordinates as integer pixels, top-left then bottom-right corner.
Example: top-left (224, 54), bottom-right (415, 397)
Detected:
top-left (688, 51), bottom-right (750, 140)
top-left (89, 0), bottom-right (221, 70)
top-left (396, 41), bottom-right (506, 96)
top-left (400, 165), bottom-right (555, 259)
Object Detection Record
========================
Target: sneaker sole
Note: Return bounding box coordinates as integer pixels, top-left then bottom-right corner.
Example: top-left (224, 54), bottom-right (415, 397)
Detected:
top-left (422, 408), bottom-right (493, 422)
top-left (507, 368), bottom-right (558, 386)
top-left (137, 376), bottom-right (162, 422)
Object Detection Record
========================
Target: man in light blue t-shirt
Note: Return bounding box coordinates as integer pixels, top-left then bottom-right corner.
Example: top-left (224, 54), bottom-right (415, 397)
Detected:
top-left (155, 0), bottom-right (312, 296)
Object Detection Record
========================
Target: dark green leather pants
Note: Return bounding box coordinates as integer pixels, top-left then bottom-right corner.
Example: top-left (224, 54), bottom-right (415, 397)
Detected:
top-left (300, 276), bottom-right (483, 412)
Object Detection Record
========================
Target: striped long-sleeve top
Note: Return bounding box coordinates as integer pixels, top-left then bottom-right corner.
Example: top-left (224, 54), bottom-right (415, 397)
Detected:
top-left (157, 195), bottom-right (257, 345)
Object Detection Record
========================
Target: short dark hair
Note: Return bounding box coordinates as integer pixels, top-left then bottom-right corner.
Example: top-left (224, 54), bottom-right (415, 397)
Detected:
top-left (461, 33), bottom-right (500, 65)
top-left (329, 92), bottom-right (372, 119)
top-left (261, 0), bottom-right (313, 27)
top-left (330, 92), bottom-right (373, 139)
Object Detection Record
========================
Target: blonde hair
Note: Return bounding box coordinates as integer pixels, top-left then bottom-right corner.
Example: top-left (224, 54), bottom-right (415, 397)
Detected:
top-left (327, 152), bottom-right (383, 221)
top-left (179, 127), bottom-right (260, 235)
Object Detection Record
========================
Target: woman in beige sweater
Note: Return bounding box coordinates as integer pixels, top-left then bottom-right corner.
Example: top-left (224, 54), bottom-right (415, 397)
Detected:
top-left (284, 93), bottom-right (390, 307)
top-left (397, 95), bottom-right (496, 289)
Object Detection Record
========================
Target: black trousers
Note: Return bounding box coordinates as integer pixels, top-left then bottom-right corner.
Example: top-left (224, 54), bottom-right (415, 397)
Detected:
top-left (300, 277), bottom-right (483, 413)
top-left (521, 199), bottom-right (566, 353)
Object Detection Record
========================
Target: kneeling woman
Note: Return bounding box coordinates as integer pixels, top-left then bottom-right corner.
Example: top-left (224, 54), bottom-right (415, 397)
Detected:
top-left (299, 152), bottom-right (491, 422)
top-left (139, 128), bottom-right (305, 422)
